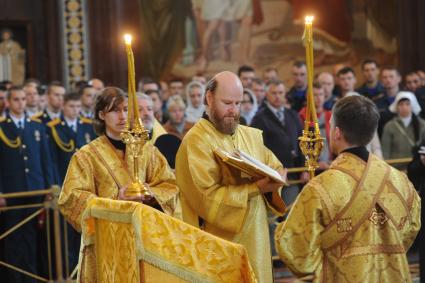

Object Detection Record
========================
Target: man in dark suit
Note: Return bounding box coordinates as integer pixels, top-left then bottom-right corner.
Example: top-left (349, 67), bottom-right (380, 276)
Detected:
top-left (46, 92), bottom-right (96, 273)
top-left (251, 79), bottom-right (307, 204)
top-left (32, 82), bottom-right (65, 125)
top-left (0, 86), bottom-right (54, 282)
top-left (286, 61), bottom-right (307, 111)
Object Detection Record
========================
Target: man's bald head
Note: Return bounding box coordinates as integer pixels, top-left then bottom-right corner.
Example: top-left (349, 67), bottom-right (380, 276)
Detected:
top-left (205, 71), bottom-right (243, 134)
top-left (205, 71), bottom-right (243, 103)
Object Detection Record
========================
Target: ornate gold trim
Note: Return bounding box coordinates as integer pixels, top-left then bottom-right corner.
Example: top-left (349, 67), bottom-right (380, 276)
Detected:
top-left (341, 244), bottom-right (405, 258)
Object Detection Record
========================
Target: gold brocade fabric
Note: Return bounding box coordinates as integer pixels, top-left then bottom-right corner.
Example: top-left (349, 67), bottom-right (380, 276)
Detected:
top-left (148, 119), bottom-right (167, 144)
top-left (275, 153), bottom-right (421, 283)
top-left (176, 118), bottom-right (286, 283)
top-left (81, 198), bottom-right (257, 283)
top-left (58, 135), bottom-right (181, 282)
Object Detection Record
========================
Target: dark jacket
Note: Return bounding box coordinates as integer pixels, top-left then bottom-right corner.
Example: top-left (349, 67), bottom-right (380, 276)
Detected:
top-left (251, 105), bottom-right (303, 178)
top-left (46, 116), bottom-right (96, 185)
top-left (0, 115), bottom-right (54, 198)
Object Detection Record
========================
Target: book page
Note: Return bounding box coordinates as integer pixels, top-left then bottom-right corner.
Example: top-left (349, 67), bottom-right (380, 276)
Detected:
top-left (236, 150), bottom-right (283, 181)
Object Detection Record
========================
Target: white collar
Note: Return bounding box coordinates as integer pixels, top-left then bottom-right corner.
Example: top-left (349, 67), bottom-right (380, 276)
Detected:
top-left (46, 108), bottom-right (61, 120)
top-left (9, 113), bottom-right (25, 128)
top-left (399, 114), bottom-right (412, 127)
top-left (80, 109), bottom-right (93, 118)
top-left (266, 102), bottom-right (284, 115)
top-left (64, 117), bottom-right (77, 128)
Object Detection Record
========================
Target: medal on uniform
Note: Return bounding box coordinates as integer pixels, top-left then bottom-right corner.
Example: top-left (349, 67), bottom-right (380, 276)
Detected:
top-left (34, 130), bottom-right (40, 142)
top-left (85, 133), bottom-right (91, 143)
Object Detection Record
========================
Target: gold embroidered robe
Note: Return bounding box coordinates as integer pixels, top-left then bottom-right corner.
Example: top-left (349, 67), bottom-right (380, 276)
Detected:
top-left (58, 135), bottom-right (181, 282)
top-left (176, 118), bottom-right (286, 283)
top-left (148, 119), bottom-right (167, 145)
top-left (275, 152), bottom-right (421, 282)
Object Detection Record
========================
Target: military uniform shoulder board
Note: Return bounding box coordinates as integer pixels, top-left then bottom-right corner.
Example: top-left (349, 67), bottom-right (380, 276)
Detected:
top-left (30, 116), bottom-right (42, 123)
top-left (31, 111), bottom-right (43, 119)
top-left (47, 118), bottom-right (61, 128)
top-left (80, 117), bottom-right (93, 124)
top-left (0, 116), bottom-right (5, 123)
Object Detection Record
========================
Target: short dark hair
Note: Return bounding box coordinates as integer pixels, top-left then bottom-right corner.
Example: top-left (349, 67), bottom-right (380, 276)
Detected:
top-left (381, 66), bottom-right (400, 76)
top-left (145, 89), bottom-right (160, 98)
top-left (204, 77), bottom-right (218, 105)
top-left (64, 92), bottom-right (81, 104)
top-left (252, 77), bottom-right (265, 86)
top-left (332, 95), bottom-right (379, 146)
top-left (266, 78), bottom-right (284, 89)
top-left (237, 65), bottom-right (255, 77)
top-left (337, 67), bottom-right (356, 77)
top-left (406, 71), bottom-right (420, 78)
top-left (293, 60), bottom-right (306, 68)
top-left (7, 86), bottom-right (24, 100)
top-left (93, 87), bottom-right (126, 136)
top-left (264, 67), bottom-right (278, 73)
top-left (313, 82), bottom-right (322, 89)
top-left (361, 59), bottom-right (378, 70)
top-left (47, 81), bottom-right (65, 94)
top-left (78, 84), bottom-right (95, 96)
top-left (138, 77), bottom-right (160, 91)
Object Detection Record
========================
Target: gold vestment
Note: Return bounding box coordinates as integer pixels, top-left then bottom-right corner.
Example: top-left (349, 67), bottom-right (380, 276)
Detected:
top-left (148, 119), bottom-right (167, 144)
top-left (58, 135), bottom-right (181, 282)
top-left (275, 152), bottom-right (421, 282)
top-left (176, 118), bottom-right (286, 283)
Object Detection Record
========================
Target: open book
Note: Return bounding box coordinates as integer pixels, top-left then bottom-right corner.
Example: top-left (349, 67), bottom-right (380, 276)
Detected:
top-left (214, 148), bottom-right (288, 186)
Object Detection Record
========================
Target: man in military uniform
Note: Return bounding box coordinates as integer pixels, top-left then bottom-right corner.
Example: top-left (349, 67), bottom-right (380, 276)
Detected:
top-left (46, 92), bottom-right (96, 272)
top-left (78, 85), bottom-right (95, 119)
top-left (0, 86), bottom-right (54, 282)
top-left (32, 82), bottom-right (65, 124)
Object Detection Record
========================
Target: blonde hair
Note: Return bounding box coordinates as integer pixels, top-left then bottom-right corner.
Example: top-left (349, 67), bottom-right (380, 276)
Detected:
top-left (167, 95), bottom-right (186, 111)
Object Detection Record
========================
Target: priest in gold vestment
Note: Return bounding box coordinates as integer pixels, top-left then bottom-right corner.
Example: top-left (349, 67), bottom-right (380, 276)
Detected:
top-left (58, 87), bottom-right (180, 282)
top-left (176, 71), bottom-right (287, 283)
top-left (137, 93), bottom-right (167, 144)
top-left (275, 95), bottom-right (421, 282)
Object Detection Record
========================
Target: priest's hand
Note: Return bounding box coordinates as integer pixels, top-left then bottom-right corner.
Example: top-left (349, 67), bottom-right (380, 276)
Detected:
top-left (256, 177), bottom-right (282, 194)
top-left (277, 168), bottom-right (288, 184)
top-left (118, 186), bottom-right (144, 202)
top-left (118, 185), bottom-right (155, 203)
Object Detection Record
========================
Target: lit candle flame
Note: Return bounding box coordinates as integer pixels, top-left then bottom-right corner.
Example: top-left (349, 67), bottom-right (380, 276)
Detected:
top-left (124, 34), bottom-right (132, 45)
top-left (305, 16), bottom-right (314, 25)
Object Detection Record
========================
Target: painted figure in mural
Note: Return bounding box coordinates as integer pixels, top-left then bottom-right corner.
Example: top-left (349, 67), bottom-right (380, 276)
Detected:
top-left (0, 29), bottom-right (25, 85)
top-left (196, 0), bottom-right (262, 71)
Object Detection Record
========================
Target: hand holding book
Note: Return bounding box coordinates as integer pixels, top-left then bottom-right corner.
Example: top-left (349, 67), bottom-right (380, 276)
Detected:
top-left (213, 148), bottom-right (289, 186)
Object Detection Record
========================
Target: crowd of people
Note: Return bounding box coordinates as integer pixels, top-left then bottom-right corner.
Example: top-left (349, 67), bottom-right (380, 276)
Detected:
top-left (0, 57), bottom-right (425, 281)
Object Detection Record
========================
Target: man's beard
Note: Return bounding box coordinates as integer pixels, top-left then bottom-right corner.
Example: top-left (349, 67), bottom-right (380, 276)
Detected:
top-left (209, 106), bottom-right (239, 135)
top-left (142, 116), bottom-right (153, 131)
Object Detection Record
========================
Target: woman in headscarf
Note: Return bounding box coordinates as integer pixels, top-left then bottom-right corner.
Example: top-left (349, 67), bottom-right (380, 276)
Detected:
top-left (382, 91), bottom-right (425, 164)
top-left (185, 81), bottom-right (205, 123)
top-left (240, 88), bottom-right (258, 125)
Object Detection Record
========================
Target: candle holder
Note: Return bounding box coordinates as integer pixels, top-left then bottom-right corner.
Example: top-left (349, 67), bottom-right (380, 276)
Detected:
top-left (298, 16), bottom-right (324, 179)
top-left (299, 122), bottom-right (324, 178)
top-left (122, 34), bottom-right (151, 198)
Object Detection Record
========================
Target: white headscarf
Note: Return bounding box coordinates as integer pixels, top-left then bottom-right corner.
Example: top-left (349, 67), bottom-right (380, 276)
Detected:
top-left (389, 91), bottom-right (422, 116)
top-left (185, 81), bottom-right (206, 123)
top-left (241, 88), bottom-right (258, 125)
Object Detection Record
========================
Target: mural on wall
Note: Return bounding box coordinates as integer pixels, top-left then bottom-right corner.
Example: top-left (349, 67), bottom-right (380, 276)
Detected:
top-left (0, 26), bottom-right (27, 85)
top-left (140, 0), bottom-right (398, 82)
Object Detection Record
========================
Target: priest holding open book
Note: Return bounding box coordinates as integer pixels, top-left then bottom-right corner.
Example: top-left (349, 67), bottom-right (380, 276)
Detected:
top-left (176, 71), bottom-right (287, 283)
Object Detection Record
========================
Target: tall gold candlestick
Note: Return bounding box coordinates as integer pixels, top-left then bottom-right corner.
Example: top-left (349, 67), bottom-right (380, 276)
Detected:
top-left (122, 34), bottom-right (150, 198)
top-left (298, 16), bottom-right (324, 179)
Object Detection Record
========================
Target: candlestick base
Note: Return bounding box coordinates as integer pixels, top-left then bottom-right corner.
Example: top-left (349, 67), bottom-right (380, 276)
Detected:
top-left (125, 182), bottom-right (151, 198)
